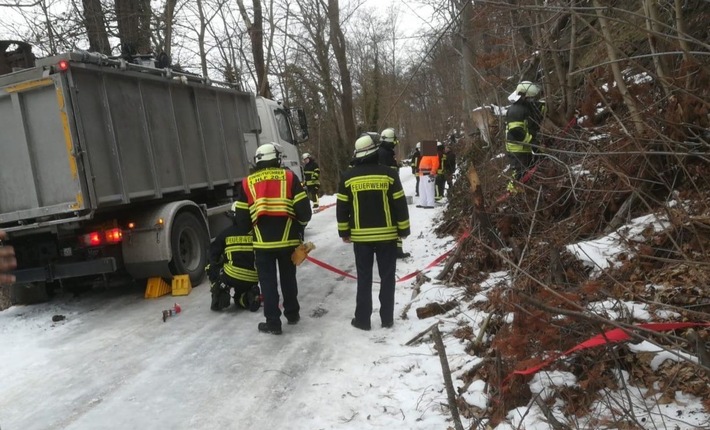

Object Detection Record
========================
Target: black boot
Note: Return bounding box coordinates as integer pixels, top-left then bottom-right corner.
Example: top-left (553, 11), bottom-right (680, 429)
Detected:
top-left (258, 322), bottom-right (282, 335)
top-left (210, 293), bottom-right (221, 311)
top-left (246, 285), bottom-right (261, 312)
top-left (351, 318), bottom-right (371, 331)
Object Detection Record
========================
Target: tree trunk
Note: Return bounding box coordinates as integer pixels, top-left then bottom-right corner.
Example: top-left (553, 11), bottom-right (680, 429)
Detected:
top-left (162, 0), bottom-right (178, 58)
top-left (251, 0), bottom-right (271, 98)
top-left (592, 0), bottom-right (645, 136)
top-left (565, 7), bottom-right (578, 120)
top-left (460, 0), bottom-right (479, 129)
top-left (327, 0), bottom-right (356, 146)
top-left (115, 0), bottom-right (152, 55)
top-left (82, 0), bottom-right (111, 54)
top-left (642, 0), bottom-right (671, 97)
top-left (196, 0), bottom-right (208, 77)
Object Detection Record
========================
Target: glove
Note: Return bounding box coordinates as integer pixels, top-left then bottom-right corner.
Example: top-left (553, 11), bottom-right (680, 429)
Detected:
top-left (291, 242), bottom-right (316, 266)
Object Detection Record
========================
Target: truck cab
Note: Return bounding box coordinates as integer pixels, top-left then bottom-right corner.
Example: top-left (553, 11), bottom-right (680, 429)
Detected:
top-left (252, 97), bottom-right (309, 181)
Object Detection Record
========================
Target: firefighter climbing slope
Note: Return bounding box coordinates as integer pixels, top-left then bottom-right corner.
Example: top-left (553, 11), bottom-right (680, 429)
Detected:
top-left (505, 81), bottom-right (546, 191)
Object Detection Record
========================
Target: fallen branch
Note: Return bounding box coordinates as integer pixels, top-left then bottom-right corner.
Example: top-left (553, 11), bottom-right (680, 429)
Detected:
top-left (405, 322), bottom-right (439, 346)
top-left (415, 300), bottom-right (458, 319)
top-left (431, 325), bottom-right (465, 430)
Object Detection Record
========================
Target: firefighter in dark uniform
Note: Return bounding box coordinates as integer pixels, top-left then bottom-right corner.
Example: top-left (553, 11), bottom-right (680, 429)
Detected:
top-left (435, 141), bottom-right (446, 201)
top-left (233, 143), bottom-right (312, 335)
top-left (379, 127), bottom-right (410, 259)
top-left (443, 144), bottom-right (457, 196)
top-left (206, 205), bottom-right (261, 312)
top-left (505, 81), bottom-right (546, 191)
top-left (301, 152), bottom-right (320, 209)
top-left (336, 134), bottom-right (410, 330)
top-left (411, 142), bottom-right (421, 197)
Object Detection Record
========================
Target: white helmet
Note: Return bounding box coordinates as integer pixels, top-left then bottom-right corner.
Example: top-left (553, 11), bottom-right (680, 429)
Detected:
top-left (415, 142), bottom-right (421, 150)
top-left (353, 135), bottom-right (378, 158)
top-left (301, 152), bottom-right (311, 161)
top-left (515, 81), bottom-right (541, 98)
top-left (254, 143), bottom-right (282, 164)
top-left (437, 141), bottom-right (443, 147)
top-left (380, 127), bottom-right (397, 144)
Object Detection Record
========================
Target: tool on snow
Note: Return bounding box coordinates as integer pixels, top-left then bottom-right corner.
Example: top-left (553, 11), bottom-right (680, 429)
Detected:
top-left (162, 303), bottom-right (182, 322)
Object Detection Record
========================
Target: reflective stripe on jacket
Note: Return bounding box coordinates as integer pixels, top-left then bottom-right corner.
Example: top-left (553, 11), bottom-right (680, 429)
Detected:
top-left (505, 100), bottom-right (546, 153)
top-left (303, 160), bottom-right (320, 187)
top-left (234, 167), bottom-right (312, 249)
top-left (207, 224), bottom-right (258, 283)
top-left (410, 150), bottom-right (421, 174)
top-left (336, 163), bottom-right (410, 243)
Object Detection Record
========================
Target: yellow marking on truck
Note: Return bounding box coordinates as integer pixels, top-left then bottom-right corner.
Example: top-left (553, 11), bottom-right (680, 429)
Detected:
top-left (71, 192), bottom-right (84, 209)
top-left (56, 86), bottom-right (79, 180)
top-left (3, 78), bottom-right (54, 93)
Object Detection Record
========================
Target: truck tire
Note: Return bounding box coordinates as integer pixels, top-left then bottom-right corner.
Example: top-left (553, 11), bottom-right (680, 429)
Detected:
top-left (169, 212), bottom-right (209, 285)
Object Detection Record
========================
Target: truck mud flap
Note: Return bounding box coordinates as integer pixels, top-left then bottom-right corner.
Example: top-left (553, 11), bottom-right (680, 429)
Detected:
top-left (12, 257), bottom-right (117, 283)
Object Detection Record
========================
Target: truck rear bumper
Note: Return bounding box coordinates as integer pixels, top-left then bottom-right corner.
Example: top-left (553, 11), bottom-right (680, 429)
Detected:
top-left (12, 258), bottom-right (118, 284)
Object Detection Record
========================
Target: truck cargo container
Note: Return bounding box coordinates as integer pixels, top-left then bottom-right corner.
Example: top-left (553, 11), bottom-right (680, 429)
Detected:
top-left (0, 48), bottom-right (308, 298)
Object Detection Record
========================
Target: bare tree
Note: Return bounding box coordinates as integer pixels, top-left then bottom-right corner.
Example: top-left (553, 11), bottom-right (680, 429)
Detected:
top-left (327, 0), bottom-right (355, 146)
top-left (235, 0), bottom-right (271, 97)
top-left (115, 0), bottom-right (152, 55)
top-left (81, 0), bottom-right (110, 54)
top-left (592, 0), bottom-right (645, 135)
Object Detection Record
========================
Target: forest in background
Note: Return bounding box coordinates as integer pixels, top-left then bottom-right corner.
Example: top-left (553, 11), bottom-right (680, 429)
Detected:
top-left (3, 0), bottom-right (710, 426)
top-left (1, 1), bottom-right (708, 193)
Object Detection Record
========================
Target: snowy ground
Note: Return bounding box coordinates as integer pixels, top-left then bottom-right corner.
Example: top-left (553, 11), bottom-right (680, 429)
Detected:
top-left (0, 168), bottom-right (465, 430)
top-left (2, 168), bottom-right (709, 430)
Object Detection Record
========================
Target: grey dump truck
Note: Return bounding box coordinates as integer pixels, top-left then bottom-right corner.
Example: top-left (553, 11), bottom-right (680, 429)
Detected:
top-left (0, 45), bottom-right (308, 297)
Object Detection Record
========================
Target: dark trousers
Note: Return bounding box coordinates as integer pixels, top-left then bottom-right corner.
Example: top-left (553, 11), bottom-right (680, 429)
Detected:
top-left (507, 152), bottom-right (534, 180)
top-left (223, 277), bottom-right (258, 308)
top-left (435, 174), bottom-right (446, 199)
top-left (222, 276), bottom-right (257, 295)
top-left (306, 185), bottom-right (320, 204)
top-left (414, 173), bottom-right (420, 196)
top-left (352, 241), bottom-right (397, 327)
top-left (254, 248), bottom-right (299, 327)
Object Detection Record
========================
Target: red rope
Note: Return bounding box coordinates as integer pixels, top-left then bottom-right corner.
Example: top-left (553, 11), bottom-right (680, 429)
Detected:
top-left (305, 232), bottom-right (470, 283)
top-left (503, 321), bottom-right (710, 385)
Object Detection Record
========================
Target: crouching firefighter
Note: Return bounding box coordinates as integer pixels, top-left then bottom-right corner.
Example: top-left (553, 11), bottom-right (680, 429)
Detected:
top-left (206, 204), bottom-right (261, 312)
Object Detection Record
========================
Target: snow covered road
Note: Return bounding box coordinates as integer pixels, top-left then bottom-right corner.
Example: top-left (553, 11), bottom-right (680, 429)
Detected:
top-left (0, 169), bottom-right (460, 430)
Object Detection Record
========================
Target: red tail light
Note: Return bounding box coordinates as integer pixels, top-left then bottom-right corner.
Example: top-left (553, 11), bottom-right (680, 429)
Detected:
top-left (80, 232), bottom-right (102, 247)
top-left (105, 228), bottom-right (123, 244)
top-left (79, 228), bottom-right (123, 247)
top-left (57, 60), bottom-right (69, 72)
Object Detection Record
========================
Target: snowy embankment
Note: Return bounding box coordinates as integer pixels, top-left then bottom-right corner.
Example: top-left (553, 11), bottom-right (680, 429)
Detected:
top-left (1, 168), bottom-right (708, 430)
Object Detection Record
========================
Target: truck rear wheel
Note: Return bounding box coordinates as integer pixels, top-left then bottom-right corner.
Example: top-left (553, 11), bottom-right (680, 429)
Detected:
top-left (169, 212), bottom-right (209, 285)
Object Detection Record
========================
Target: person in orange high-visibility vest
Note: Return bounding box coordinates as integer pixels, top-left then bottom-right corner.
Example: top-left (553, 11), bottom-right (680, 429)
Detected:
top-left (417, 144), bottom-right (440, 209)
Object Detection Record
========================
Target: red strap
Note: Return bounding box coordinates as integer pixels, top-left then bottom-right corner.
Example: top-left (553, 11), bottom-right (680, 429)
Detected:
top-left (396, 232), bottom-right (469, 282)
top-left (504, 322), bottom-right (710, 384)
top-left (314, 203), bottom-right (336, 212)
top-left (304, 232), bottom-right (470, 283)
top-left (305, 255), bottom-right (357, 280)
